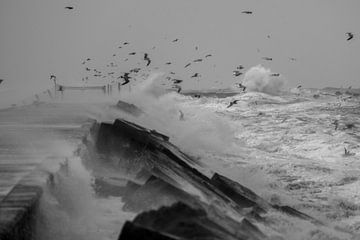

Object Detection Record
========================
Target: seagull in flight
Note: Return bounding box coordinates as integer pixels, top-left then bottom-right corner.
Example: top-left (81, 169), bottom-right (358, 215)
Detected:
top-left (65, 6), bottom-right (74, 10)
top-left (191, 73), bottom-right (200, 78)
top-left (270, 73), bottom-right (280, 77)
top-left (184, 63), bottom-right (191, 68)
top-left (227, 100), bottom-right (240, 108)
top-left (262, 57), bottom-right (273, 61)
top-left (172, 39), bottom-right (179, 42)
top-left (172, 79), bottom-right (183, 84)
top-left (233, 70), bottom-right (242, 76)
top-left (242, 11), bottom-right (252, 14)
top-left (144, 53), bottom-right (151, 66)
top-left (193, 59), bottom-right (203, 62)
top-left (205, 54), bottom-right (212, 58)
top-left (346, 32), bottom-right (354, 41)
top-left (119, 72), bottom-right (131, 85)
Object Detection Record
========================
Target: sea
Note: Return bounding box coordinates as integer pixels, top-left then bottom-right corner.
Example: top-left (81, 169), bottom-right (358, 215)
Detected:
top-left (1, 72), bottom-right (360, 240)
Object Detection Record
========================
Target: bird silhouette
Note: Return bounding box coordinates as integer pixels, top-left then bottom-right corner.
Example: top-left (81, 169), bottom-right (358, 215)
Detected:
top-left (119, 72), bottom-right (131, 85)
top-left (123, 42), bottom-right (129, 45)
top-left (242, 11), bottom-right (252, 14)
top-left (205, 54), bottom-right (212, 58)
top-left (172, 39), bottom-right (179, 42)
top-left (193, 59), bottom-right (203, 62)
top-left (65, 6), bottom-right (74, 10)
top-left (227, 100), bottom-right (239, 108)
top-left (237, 65), bottom-right (244, 70)
top-left (184, 63), bottom-right (191, 68)
top-left (270, 73), bottom-right (280, 77)
top-left (144, 53), bottom-right (151, 66)
top-left (346, 32), bottom-right (354, 41)
top-left (129, 52), bottom-right (136, 55)
top-left (262, 57), bottom-right (272, 61)
top-left (233, 70), bottom-right (242, 76)
top-left (172, 79), bottom-right (183, 84)
top-left (191, 73), bottom-right (200, 78)
top-left (166, 62), bottom-right (172, 65)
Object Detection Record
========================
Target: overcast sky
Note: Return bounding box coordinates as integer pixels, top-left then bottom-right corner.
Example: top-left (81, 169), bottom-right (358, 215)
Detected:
top-left (0, 0), bottom-right (359, 105)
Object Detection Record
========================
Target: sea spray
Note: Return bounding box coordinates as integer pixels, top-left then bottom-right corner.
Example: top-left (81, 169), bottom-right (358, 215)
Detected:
top-left (242, 65), bottom-right (286, 95)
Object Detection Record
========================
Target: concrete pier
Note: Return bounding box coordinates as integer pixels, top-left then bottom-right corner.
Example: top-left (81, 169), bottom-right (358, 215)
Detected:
top-left (0, 102), bottom-right (93, 239)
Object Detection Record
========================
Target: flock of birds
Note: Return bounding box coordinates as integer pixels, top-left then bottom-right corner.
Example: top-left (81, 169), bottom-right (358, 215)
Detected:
top-left (59, 5), bottom-right (357, 97)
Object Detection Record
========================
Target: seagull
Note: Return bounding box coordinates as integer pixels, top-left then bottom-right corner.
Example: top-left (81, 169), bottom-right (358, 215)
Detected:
top-left (262, 57), bottom-right (273, 61)
top-left (65, 6), bottom-right (74, 10)
top-left (172, 39), bottom-right (179, 42)
top-left (144, 53), bottom-right (151, 66)
top-left (238, 83), bottom-right (246, 91)
top-left (193, 59), bottom-right (203, 62)
top-left (205, 54), bottom-right (212, 58)
top-left (129, 52), bottom-right (136, 55)
top-left (242, 11), bottom-right (252, 14)
top-left (123, 42), bottom-right (129, 45)
top-left (172, 79), bottom-right (183, 84)
top-left (184, 63), bottom-right (191, 68)
top-left (346, 32), bottom-right (354, 41)
top-left (86, 58), bottom-right (91, 61)
top-left (237, 65), bottom-right (244, 70)
top-left (166, 62), bottom-right (172, 65)
top-left (233, 70), bottom-right (242, 76)
top-left (227, 100), bottom-right (239, 108)
top-left (270, 73), bottom-right (280, 77)
top-left (170, 72), bottom-right (175, 75)
top-left (119, 72), bottom-right (131, 85)
top-left (191, 73), bottom-right (200, 78)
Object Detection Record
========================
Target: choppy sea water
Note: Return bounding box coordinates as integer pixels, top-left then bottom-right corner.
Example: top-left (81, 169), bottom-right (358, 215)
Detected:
top-left (2, 83), bottom-right (359, 239)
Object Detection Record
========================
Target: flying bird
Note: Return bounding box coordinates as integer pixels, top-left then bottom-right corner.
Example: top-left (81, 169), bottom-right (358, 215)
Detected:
top-left (86, 58), bottom-right (91, 61)
top-left (172, 39), bottom-right (179, 42)
top-left (237, 65), bottom-right (244, 70)
top-left (346, 32), bottom-right (354, 41)
top-left (238, 83), bottom-right (246, 91)
top-left (170, 72), bottom-right (175, 75)
top-left (65, 6), bottom-right (74, 10)
top-left (144, 53), bottom-right (151, 66)
top-left (233, 70), bottom-right (242, 76)
top-left (191, 73), bottom-right (200, 78)
top-left (129, 52), bottom-right (136, 55)
top-left (270, 73), bottom-right (280, 77)
top-left (172, 79), bottom-right (183, 84)
top-left (119, 72), bottom-right (131, 85)
top-left (227, 100), bottom-right (240, 108)
top-left (262, 57), bottom-right (272, 61)
top-left (166, 62), bottom-right (172, 65)
top-left (205, 54), bottom-right (212, 58)
top-left (123, 42), bottom-right (129, 45)
top-left (242, 11), bottom-right (253, 14)
top-left (184, 63), bottom-right (191, 68)
top-left (193, 59), bottom-right (203, 62)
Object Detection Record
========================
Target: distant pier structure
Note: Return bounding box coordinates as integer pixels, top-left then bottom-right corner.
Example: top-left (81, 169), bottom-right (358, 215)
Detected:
top-left (50, 75), bottom-right (121, 97)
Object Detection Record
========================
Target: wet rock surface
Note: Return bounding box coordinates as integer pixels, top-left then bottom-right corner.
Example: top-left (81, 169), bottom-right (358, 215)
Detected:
top-left (83, 118), bottom-right (352, 239)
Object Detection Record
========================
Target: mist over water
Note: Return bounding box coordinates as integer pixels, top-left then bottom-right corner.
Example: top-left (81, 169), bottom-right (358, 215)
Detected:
top-left (242, 65), bottom-right (287, 95)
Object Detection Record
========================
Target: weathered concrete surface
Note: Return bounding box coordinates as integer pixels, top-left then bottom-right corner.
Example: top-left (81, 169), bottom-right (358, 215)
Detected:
top-left (0, 103), bottom-right (94, 239)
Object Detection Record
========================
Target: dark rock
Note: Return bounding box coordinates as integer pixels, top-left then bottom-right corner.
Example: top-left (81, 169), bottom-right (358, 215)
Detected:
top-left (115, 100), bottom-right (144, 117)
top-left (92, 177), bottom-right (128, 197)
top-left (210, 173), bottom-right (269, 212)
top-left (122, 176), bottom-right (199, 213)
top-left (132, 202), bottom-right (241, 240)
top-left (118, 221), bottom-right (179, 240)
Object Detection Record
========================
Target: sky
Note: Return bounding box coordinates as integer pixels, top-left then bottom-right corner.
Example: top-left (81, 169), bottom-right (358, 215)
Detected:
top-left (0, 0), bottom-right (359, 105)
